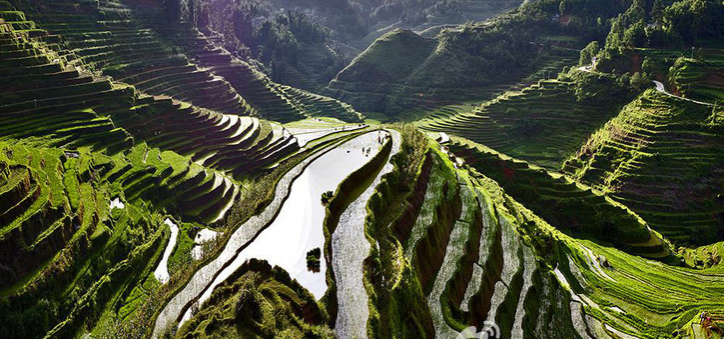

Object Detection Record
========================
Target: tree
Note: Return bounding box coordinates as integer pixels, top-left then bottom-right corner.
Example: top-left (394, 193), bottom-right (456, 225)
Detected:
top-left (627, 0), bottom-right (646, 24)
top-left (187, 0), bottom-right (198, 25)
top-left (605, 15), bottom-right (625, 51)
top-left (629, 72), bottom-right (649, 92)
top-left (651, 0), bottom-right (664, 25)
top-left (232, 7), bottom-right (253, 44)
top-left (579, 41), bottom-right (600, 66)
top-left (622, 20), bottom-right (646, 47)
top-left (197, 3), bottom-right (210, 28)
top-left (664, 0), bottom-right (724, 44)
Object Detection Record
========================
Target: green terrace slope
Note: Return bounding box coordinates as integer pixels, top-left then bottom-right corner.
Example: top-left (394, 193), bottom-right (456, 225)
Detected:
top-left (374, 137), bottom-right (724, 339)
top-left (175, 259), bottom-right (335, 339)
top-left (0, 0), bottom-right (723, 338)
top-left (108, 100), bottom-right (300, 179)
top-left (0, 8), bottom-right (357, 337)
top-left (280, 85), bottom-right (364, 123)
top-left (177, 128), bottom-right (589, 339)
top-left (553, 224), bottom-right (724, 339)
top-left (148, 21), bottom-right (308, 123)
top-left (0, 10), bottom-right (299, 178)
top-left (328, 28), bottom-right (516, 116)
top-left (669, 48), bottom-right (724, 103)
top-left (325, 0), bottom-right (630, 117)
top-left (333, 131), bottom-right (634, 339)
top-left (12, 0), bottom-right (250, 115)
top-left (120, 0), bottom-right (364, 124)
top-left (9, 0), bottom-right (361, 124)
top-left (0, 138), bottom-right (166, 338)
top-left (0, 139), bottom-right (264, 337)
top-left (0, 14), bottom-right (134, 154)
top-left (564, 89), bottom-right (724, 246)
top-left (330, 29), bottom-right (582, 117)
top-left (598, 46), bottom-right (724, 105)
top-left (419, 72), bottom-right (630, 169)
top-left (446, 137), bottom-right (668, 257)
top-left (142, 14), bottom-right (364, 123)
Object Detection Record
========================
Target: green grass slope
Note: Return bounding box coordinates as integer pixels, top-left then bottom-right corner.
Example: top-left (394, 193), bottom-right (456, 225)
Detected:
top-left (0, 8), bottom-right (354, 338)
top-left (447, 137), bottom-right (668, 257)
top-left (564, 89), bottom-right (724, 246)
top-left (175, 259), bottom-right (334, 339)
top-left (419, 70), bottom-right (633, 168)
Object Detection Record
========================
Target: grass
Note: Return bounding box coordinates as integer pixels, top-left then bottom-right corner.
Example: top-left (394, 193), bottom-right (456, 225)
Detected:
top-left (174, 260), bottom-right (335, 339)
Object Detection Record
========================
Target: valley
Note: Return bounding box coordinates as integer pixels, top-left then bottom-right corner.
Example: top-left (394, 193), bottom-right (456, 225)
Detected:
top-left (0, 0), bottom-right (722, 338)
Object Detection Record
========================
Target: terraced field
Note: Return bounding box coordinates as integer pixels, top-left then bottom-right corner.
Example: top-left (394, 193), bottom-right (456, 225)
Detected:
top-left (419, 77), bottom-right (625, 168)
top-left (129, 6), bottom-right (363, 124)
top-left (405, 143), bottom-right (724, 339)
top-left (111, 102), bottom-right (301, 178)
top-left (564, 89), bottom-right (724, 246)
top-left (1, 0), bottom-right (723, 339)
top-left (446, 138), bottom-right (668, 257)
top-left (417, 55), bottom-right (724, 250)
top-left (4, 0), bottom-right (362, 125)
top-left (153, 23), bottom-right (309, 122)
top-left (0, 7), bottom-right (299, 177)
top-left (348, 143), bottom-right (607, 339)
top-left (0, 6), bottom-right (367, 337)
top-left (668, 48), bottom-right (724, 103)
top-left (16, 0), bottom-right (249, 115)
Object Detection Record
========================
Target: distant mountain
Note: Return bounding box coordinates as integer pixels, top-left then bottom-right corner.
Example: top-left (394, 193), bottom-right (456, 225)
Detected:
top-left (184, 0), bottom-right (526, 90)
top-left (327, 0), bottom-right (630, 115)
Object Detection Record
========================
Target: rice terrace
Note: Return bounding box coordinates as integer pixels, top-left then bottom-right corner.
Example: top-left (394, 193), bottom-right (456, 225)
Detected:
top-left (0, 0), bottom-right (722, 338)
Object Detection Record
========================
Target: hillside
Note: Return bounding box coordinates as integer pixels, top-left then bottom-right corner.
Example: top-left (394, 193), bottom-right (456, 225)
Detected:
top-left (328, 0), bottom-right (630, 116)
top-left (167, 0), bottom-right (525, 92)
top-left (0, 0), bottom-right (723, 338)
top-left (418, 71), bottom-right (635, 168)
top-left (0, 1), bottom-right (366, 337)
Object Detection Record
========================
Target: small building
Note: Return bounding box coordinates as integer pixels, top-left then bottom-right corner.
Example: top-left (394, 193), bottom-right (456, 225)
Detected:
top-left (63, 151), bottom-right (80, 160)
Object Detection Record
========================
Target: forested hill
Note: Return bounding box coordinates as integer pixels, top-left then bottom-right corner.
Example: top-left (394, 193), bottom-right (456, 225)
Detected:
top-left (174, 0), bottom-right (526, 91)
top-left (329, 0), bottom-right (723, 115)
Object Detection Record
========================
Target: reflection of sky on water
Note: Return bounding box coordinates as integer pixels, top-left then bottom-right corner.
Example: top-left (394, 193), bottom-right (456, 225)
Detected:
top-left (180, 132), bottom-right (385, 324)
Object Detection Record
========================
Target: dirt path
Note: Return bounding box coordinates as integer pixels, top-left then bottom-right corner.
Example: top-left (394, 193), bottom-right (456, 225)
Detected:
top-left (653, 80), bottom-right (714, 106)
top-left (578, 65), bottom-right (714, 107)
